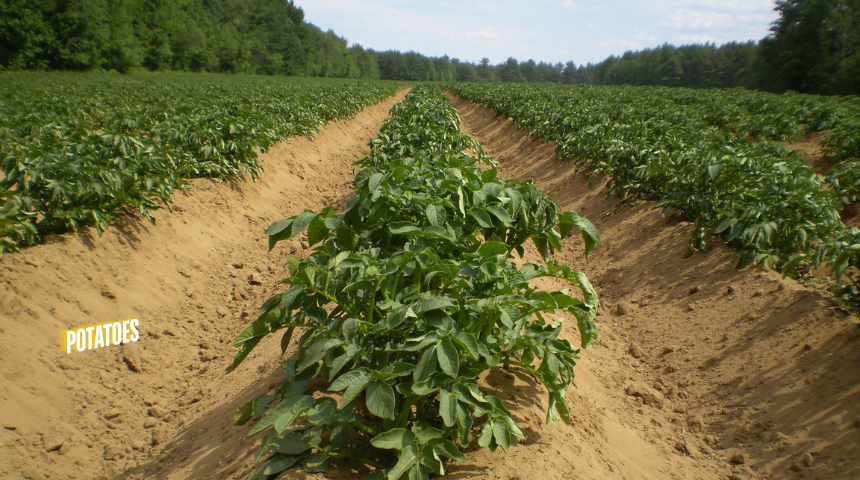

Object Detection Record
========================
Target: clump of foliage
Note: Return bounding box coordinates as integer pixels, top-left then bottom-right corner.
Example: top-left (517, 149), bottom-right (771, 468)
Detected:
top-left (232, 85), bottom-right (600, 479)
top-left (448, 82), bottom-right (860, 294)
top-left (0, 73), bottom-right (403, 254)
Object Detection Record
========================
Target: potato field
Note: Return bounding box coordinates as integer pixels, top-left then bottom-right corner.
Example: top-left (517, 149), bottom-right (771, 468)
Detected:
top-left (1, 74), bottom-right (859, 480)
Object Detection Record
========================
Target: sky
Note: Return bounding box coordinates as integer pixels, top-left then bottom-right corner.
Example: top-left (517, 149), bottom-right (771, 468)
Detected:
top-left (298, 0), bottom-right (781, 66)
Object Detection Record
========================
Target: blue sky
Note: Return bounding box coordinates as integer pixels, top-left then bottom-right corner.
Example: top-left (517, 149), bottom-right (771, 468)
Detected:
top-left (298, 0), bottom-right (780, 65)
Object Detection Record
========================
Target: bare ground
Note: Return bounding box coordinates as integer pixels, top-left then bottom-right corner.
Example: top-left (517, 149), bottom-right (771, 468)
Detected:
top-left (448, 94), bottom-right (860, 480)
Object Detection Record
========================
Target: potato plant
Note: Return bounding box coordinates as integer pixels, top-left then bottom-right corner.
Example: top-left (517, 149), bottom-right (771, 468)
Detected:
top-left (0, 73), bottom-right (403, 254)
top-left (232, 85), bottom-right (600, 479)
top-left (448, 82), bottom-right (860, 290)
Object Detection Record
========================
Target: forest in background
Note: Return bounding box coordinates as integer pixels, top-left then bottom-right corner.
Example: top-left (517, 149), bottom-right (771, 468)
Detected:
top-left (0, 0), bottom-right (381, 78)
top-left (1, 0), bottom-right (858, 95)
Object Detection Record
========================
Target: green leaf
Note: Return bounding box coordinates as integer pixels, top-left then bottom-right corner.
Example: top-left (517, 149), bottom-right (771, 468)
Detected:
top-left (266, 219), bottom-right (294, 250)
top-left (412, 423), bottom-right (445, 444)
top-left (296, 336), bottom-right (332, 372)
top-left (280, 327), bottom-right (295, 354)
top-left (324, 214), bottom-right (344, 231)
top-left (387, 446), bottom-right (418, 480)
top-left (329, 353), bottom-right (351, 379)
top-left (233, 399), bottom-right (254, 426)
top-left (306, 398), bottom-right (338, 426)
top-left (291, 210), bottom-right (317, 238)
top-left (477, 241), bottom-right (508, 258)
top-left (234, 321), bottom-right (269, 347)
top-left (457, 186), bottom-right (466, 215)
top-left (571, 270), bottom-right (600, 348)
top-left (331, 424), bottom-right (350, 449)
top-left (369, 172), bottom-right (384, 191)
top-left (486, 205), bottom-right (512, 224)
top-left (252, 394), bottom-right (277, 419)
top-left (477, 421), bottom-right (494, 450)
top-left (560, 211), bottom-right (600, 258)
top-left (430, 439), bottom-right (466, 462)
top-left (408, 465), bottom-right (430, 480)
top-left (713, 217), bottom-right (734, 234)
top-left (452, 332), bottom-right (480, 361)
top-left (455, 401), bottom-right (472, 445)
top-left (492, 417), bottom-right (515, 452)
top-left (248, 395), bottom-right (315, 436)
top-left (259, 454), bottom-right (299, 475)
top-left (232, 336), bottom-right (263, 369)
top-left (371, 428), bottom-right (416, 450)
top-left (426, 204), bottom-right (446, 227)
top-left (329, 368), bottom-right (372, 408)
top-left (533, 235), bottom-right (549, 260)
top-left (265, 218), bottom-right (293, 236)
top-left (436, 337), bottom-right (460, 378)
top-left (270, 433), bottom-right (313, 455)
top-left (307, 216), bottom-right (329, 246)
top-left (707, 164), bottom-right (720, 179)
top-left (411, 380), bottom-right (438, 396)
top-left (414, 347), bottom-right (438, 382)
top-left (303, 451), bottom-right (329, 472)
top-left (272, 396), bottom-right (316, 434)
top-left (423, 225), bottom-right (456, 242)
top-left (390, 224), bottom-right (424, 235)
top-left (470, 207), bottom-right (493, 228)
top-left (413, 296), bottom-right (455, 314)
top-left (547, 391), bottom-right (571, 425)
top-left (481, 168), bottom-right (498, 183)
top-left (286, 255), bottom-right (301, 276)
top-left (439, 390), bottom-right (457, 427)
top-left (379, 361), bottom-right (416, 377)
top-left (367, 380), bottom-right (397, 419)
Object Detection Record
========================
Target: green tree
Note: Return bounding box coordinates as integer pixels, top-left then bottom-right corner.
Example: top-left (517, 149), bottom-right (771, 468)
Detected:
top-left (757, 0), bottom-right (859, 95)
top-left (0, 0), bottom-right (57, 70)
top-left (102, 0), bottom-right (143, 72)
top-left (477, 57), bottom-right (495, 82)
top-left (561, 61), bottom-right (577, 84)
top-left (498, 57), bottom-right (524, 82)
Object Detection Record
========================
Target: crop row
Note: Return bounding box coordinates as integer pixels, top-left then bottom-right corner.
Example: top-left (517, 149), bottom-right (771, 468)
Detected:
top-left (447, 83), bottom-right (860, 300)
top-left (0, 73), bottom-right (404, 254)
top-left (231, 85), bottom-right (600, 479)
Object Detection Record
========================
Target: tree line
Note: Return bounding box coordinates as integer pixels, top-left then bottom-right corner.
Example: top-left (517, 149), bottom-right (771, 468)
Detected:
top-left (1, 0), bottom-right (857, 95)
top-left (0, 0), bottom-right (380, 78)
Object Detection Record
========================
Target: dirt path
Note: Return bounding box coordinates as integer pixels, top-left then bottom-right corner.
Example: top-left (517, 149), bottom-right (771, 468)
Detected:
top-left (0, 89), bottom-right (408, 480)
top-left (448, 94), bottom-right (860, 480)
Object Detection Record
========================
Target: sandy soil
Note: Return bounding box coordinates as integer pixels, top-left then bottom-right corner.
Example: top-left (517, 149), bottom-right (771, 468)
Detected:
top-left (0, 89), bottom-right (407, 480)
top-left (447, 94), bottom-right (860, 480)
top-left (3, 88), bottom-right (859, 480)
top-left (783, 130), bottom-right (835, 175)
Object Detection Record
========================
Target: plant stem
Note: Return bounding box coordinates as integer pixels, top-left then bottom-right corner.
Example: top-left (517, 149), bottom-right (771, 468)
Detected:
top-left (498, 359), bottom-right (537, 375)
top-left (351, 421), bottom-right (379, 437)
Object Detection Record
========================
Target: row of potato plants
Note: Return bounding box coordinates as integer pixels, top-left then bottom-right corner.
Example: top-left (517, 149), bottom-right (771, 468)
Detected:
top-left (447, 82), bottom-right (860, 302)
top-left (232, 84), bottom-right (601, 479)
top-left (0, 73), bottom-right (404, 254)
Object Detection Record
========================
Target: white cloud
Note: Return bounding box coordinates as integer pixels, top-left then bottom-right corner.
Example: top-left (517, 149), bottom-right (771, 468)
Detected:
top-left (692, 0), bottom-right (776, 14)
top-left (599, 38), bottom-right (645, 52)
top-left (661, 9), bottom-right (733, 29)
top-left (672, 34), bottom-right (724, 44)
top-left (465, 27), bottom-right (503, 39)
top-left (561, 0), bottom-right (578, 11)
